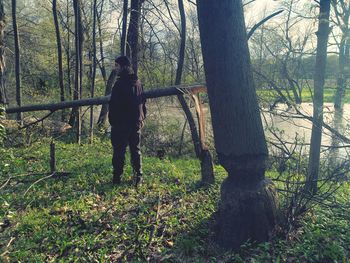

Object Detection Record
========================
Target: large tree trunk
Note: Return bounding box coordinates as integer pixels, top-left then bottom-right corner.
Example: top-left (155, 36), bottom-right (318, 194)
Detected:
top-left (126, 0), bottom-right (142, 74)
top-left (175, 0), bottom-right (214, 184)
top-left (12, 0), bottom-right (22, 123)
top-left (307, 0), bottom-right (331, 193)
top-left (52, 0), bottom-right (65, 121)
top-left (121, 0), bottom-right (128, 55)
top-left (197, 0), bottom-right (277, 249)
top-left (0, 0), bottom-right (6, 105)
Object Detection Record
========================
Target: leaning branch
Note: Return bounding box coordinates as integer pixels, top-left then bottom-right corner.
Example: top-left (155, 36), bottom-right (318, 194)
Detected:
top-left (5, 85), bottom-right (207, 114)
top-left (247, 10), bottom-right (284, 40)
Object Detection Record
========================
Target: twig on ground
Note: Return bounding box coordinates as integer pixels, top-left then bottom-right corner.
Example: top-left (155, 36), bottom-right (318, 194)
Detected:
top-left (24, 172), bottom-right (55, 196)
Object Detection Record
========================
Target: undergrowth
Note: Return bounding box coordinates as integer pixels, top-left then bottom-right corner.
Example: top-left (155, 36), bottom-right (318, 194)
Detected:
top-left (0, 139), bottom-right (349, 262)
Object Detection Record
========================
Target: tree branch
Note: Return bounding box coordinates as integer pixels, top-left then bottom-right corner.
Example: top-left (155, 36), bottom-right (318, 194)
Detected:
top-left (247, 10), bottom-right (284, 40)
top-left (5, 85), bottom-right (207, 114)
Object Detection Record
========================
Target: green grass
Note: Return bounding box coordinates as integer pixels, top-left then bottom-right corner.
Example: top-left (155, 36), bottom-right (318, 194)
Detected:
top-left (0, 140), bottom-right (350, 262)
top-left (257, 87), bottom-right (350, 104)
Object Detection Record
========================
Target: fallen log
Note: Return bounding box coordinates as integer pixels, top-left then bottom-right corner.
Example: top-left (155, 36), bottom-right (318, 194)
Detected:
top-left (5, 85), bottom-right (207, 114)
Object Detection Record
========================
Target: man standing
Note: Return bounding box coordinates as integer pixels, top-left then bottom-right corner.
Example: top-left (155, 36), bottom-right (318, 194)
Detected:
top-left (108, 55), bottom-right (146, 187)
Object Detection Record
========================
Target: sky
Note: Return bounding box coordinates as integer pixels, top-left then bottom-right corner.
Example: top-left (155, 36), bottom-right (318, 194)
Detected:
top-left (245, 0), bottom-right (282, 25)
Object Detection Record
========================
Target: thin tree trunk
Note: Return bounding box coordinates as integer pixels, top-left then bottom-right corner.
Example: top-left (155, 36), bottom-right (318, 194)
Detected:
top-left (0, 0), bottom-right (6, 105)
top-left (333, 1), bottom-right (350, 110)
top-left (307, 0), bottom-right (331, 193)
top-left (197, 0), bottom-right (277, 249)
top-left (66, 0), bottom-right (72, 98)
top-left (71, 0), bottom-right (82, 144)
top-left (96, 3), bottom-right (107, 84)
top-left (12, 0), bottom-right (22, 123)
top-left (175, 0), bottom-right (214, 184)
top-left (334, 37), bottom-right (349, 110)
top-left (96, 0), bottom-right (111, 128)
top-left (89, 0), bottom-right (97, 143)
top-left (121, 0), bottom-right (128, 55)
top-left (53, 0), bottom-right (65, 121)
top-left (330, 1), bottom-right (350, 164)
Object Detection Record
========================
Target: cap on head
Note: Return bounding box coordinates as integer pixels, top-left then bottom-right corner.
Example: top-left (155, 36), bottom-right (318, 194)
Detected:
top-left (115, 55), bottom-right (131, 67)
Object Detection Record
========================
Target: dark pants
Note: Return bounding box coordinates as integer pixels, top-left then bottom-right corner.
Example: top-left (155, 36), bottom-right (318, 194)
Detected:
top-left (111, 124), bottom-right (142, 177)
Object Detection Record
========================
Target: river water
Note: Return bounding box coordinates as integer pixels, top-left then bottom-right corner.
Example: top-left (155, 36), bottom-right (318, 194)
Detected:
top-left (262, 103), bottom-right (350, 160)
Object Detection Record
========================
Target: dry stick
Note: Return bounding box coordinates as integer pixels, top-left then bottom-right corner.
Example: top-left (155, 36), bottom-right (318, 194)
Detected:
top-left (0, 177), bottom-right (11, 190)
top-left (146, 192), bottom-right (161, 248)
top-left (6, 237), bottom-right (15, 248)
top-left (18, 110), bottom-right (55, 130)
top-left (0, 237), bottom-right (15, 257)
top-left (50, 141), bottom-right (56, 174)
top-left (24, 173), bottom-right (55, 196)
top-left (0, 172), bottom-right (50, 190)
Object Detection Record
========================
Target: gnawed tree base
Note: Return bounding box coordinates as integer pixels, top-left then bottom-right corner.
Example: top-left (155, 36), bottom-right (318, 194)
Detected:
top-left (216, 178), bottom-right (278, 249)
top-left (215, 154), bottom-right (278, 250)
top-left (200, 149), bottom-right (214, 185)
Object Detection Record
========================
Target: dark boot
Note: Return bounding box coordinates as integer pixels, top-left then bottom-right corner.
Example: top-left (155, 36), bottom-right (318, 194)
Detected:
top-left (113, 173), bottom-right (121, 185)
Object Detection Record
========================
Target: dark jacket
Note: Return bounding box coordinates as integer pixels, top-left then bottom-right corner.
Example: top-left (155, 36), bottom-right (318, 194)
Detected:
top-left (108, 71), bottom-right (146, 126)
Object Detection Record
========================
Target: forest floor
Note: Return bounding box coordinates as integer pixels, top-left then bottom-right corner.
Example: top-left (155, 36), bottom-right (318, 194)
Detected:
top-left (0, 139), bottom-right (350, 262)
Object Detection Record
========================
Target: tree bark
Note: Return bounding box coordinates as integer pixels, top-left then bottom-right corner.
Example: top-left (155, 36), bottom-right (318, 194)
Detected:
top-left (307, 0), bottom-right (331, 193)
top-left (121, 0), bottom-right (128, 55)
top-left (12, 0), bottom-right (22, 123)
top-left (126, 0), bottom-right (142, 74)
top-left (197, 0), bottom-right (277, 249)
top-left (52, 0), bottom-right (65, 121)
top-left (0, 0), bottom-right (6, 105)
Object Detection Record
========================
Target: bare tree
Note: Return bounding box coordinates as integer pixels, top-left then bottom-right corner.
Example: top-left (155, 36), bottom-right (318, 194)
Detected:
top-left (307, 0), bottom-right (331, 193)
top-left (52, 0), bottom-right (65, 121)
top-left (0, 0), bottom-right (6, 105)
top-left (89, 0), bottom-right (97, 143)
top-left (12, 0), bottom-right (22, 123)
top-left (70, 0), bottom-right (83, 144)
top-left (197, 0), bottom-right (277, 249)
top-left (97, 0), bottom-right (113, 128)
